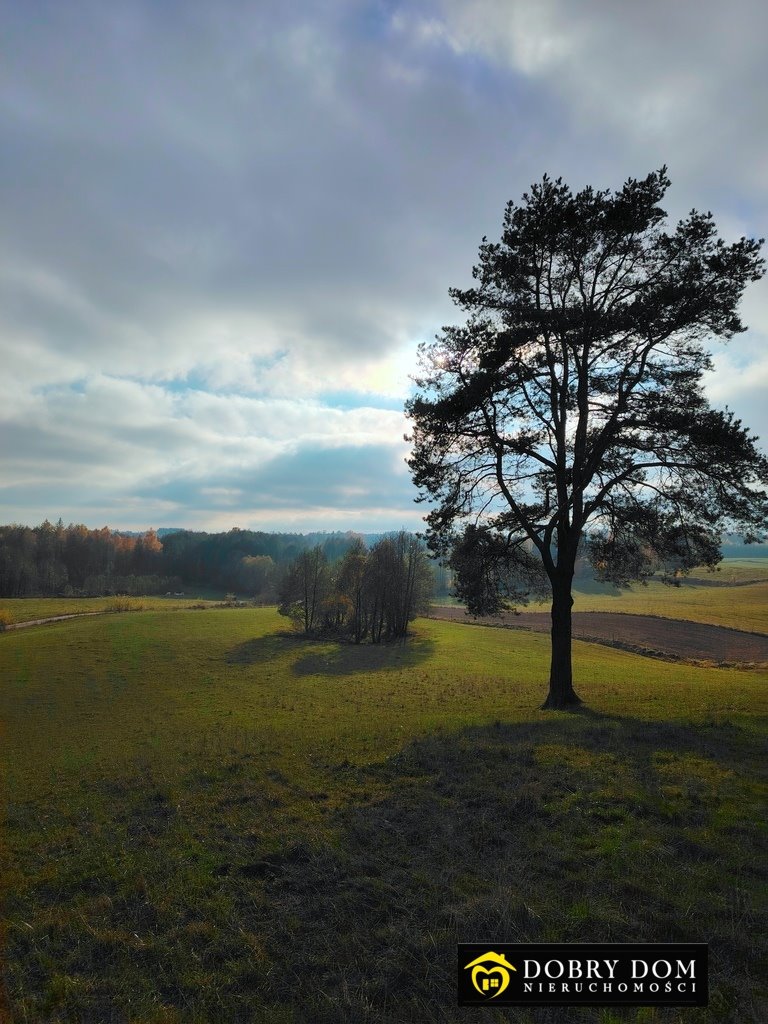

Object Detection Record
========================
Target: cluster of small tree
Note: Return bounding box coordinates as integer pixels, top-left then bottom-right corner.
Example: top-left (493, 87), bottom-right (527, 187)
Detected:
top-left (0, 521), bottom-right (166, 597)
top-left (277, 532), bottom-right (434, 642)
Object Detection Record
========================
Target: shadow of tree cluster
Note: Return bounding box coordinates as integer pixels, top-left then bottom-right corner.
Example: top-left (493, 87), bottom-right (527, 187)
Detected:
top-left (225, 630), bottom-right (301, 665)
top-left (293, 636), bottom-right (435, 677)
top-left (226, 630), bottom-right (435, 677)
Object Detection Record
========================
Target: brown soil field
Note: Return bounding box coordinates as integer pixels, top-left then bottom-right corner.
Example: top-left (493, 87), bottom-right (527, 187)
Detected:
top-left (429, 607), bottom-right (768, 665)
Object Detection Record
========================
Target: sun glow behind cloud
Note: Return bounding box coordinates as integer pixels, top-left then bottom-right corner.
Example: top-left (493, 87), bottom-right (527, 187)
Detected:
top-left (0, 0), bottom-right (765, 530)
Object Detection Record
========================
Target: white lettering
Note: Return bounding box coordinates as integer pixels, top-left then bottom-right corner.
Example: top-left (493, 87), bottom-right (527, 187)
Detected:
top-left (604, 960), bottom-right (618, 979)
top-left (677, 960), bottom-right (696, 979)
top-left (618, 983), bottom-right (628, 993)
top-left (632, 960), bottom-right (648, 979)
top-left (569, 960), bottom-right (583, 979)
top-left (649, 982), bottom-right (659, 993)
top-left (665, 982), bottom-right (672, 993)
top-left (586, 960), bottom-right (601, 978)
top-left (545, 961), bottom-right (564, 979)
top-left (653, 960), bottom-right (672, 979)
top-left (678, 983), bottom-right (688, 993)
top-left (634, 982), bottom-right (644, 993)
top-left (589, 983), bottom-right (598, 993)
top-left (524, 983), bottom-right (533, 993)
top-left (524, 961), bottom-right (540, 979)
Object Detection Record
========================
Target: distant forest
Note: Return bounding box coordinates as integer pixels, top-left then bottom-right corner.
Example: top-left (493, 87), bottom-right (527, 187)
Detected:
top-left (1, 520), bottom-right (762, 602)
top-left (0, 520), bottom-right (451, 600)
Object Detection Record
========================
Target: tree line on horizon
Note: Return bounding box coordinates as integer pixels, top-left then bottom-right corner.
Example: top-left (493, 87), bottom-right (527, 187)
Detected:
top-left (0, 520), bottom-right (449, 601)
top-left (0, 520), bottom-right (168, 598)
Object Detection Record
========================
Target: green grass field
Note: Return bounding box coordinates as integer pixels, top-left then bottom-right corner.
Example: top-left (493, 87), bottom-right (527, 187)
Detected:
top-left (2, 604), bottom-right (767, 1022)
top-left (0, 594), bottom-right (225, 626)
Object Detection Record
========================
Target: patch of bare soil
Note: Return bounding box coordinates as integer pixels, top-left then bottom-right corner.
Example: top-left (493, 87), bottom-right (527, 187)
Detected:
top-left (429, 607), bottom-right (768, 665)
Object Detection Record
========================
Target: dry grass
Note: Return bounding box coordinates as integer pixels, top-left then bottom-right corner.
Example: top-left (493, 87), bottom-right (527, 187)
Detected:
top-left (531, 580), bottom-right (768, 634)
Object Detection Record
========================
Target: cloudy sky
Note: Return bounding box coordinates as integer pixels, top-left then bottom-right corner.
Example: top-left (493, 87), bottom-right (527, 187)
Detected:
top-left (1, 0), bottom-right (766, 533)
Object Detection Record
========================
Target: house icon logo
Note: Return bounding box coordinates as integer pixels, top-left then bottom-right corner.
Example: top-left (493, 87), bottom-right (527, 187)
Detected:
top-left (463, 951), bottom-right (517, 999)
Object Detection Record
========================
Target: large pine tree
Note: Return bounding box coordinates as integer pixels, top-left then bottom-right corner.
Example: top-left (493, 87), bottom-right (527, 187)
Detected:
top-left (406, 169), bottom-right (767, 708)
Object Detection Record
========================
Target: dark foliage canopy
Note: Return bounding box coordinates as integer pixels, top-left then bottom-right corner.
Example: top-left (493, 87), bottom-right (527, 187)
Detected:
top-left (406, 169), bottom-right (767, 705)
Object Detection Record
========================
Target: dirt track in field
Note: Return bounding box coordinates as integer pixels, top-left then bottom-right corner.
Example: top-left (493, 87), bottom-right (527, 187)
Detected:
top-left (428, 607), bottom-right (768, 665)
top-left (3, 612), bottom-right (104, 631)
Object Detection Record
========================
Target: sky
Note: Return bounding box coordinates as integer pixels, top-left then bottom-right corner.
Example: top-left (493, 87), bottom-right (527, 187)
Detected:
top-left (1, 0), bottom-right (766, 533)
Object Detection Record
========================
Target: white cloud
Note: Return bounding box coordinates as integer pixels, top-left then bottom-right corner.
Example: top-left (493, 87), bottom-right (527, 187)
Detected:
top-left (0, 367), bottom-right (412, 528)
top-left (0, 0), bottom-right (765, 528)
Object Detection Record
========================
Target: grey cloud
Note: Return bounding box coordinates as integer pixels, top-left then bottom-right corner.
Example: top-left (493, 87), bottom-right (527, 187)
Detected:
top-left (0, 0), bottom-right (563, 387)
top-left (132, 442), bottom-right (421, 532)
top-left (435, 0), bottom-right (768, 224)
top-left (1, 0), bottom-right (765, 528)
top-left (0, 371), bottom-right (411, 527)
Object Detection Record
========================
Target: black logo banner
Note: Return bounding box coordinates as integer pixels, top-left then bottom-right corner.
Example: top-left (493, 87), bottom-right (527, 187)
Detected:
top-left (458, 943), bottom-right (708, 1007)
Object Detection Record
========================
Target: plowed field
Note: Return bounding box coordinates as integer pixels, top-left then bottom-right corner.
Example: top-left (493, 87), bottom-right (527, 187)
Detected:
top-left (429, 607), bottom-right (768, 664)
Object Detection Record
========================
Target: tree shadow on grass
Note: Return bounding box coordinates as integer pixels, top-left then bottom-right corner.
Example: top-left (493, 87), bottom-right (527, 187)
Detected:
top-left (8, 713), bottom-right (765, 1024)
top-left (293, 634), bottom-right (435, 677)
top-left (226, 630), bottom-right (435, 677)
top-left (225, 630), bottom-right (302, 665)
top-left (253, 714), bottom-right (767, 1023)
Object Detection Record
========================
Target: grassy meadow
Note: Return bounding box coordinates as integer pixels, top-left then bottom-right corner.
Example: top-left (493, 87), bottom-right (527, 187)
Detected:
top-left (0, 595), bottom-right (225, 626)
top-left (1, 591), bottom-right (767, 1021)
top-left (684, 559), bottom-right (768, 584)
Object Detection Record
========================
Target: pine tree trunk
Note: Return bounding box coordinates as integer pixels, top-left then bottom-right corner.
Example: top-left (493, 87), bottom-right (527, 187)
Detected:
top-left (542, 577), bottom-right (582, 709)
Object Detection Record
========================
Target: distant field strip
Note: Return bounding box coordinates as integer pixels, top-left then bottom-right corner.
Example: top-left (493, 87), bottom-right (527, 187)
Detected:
top-left (685, 558), bottom-right (768, 583)
top-left (429, 607), bottom-right (768, 664)
top-left (433, 577), bottom-right (768, 633)
top-left (568, 580), bottom-right (768, 632)
top-left (3, 611), bottom-right (104, 630)
top-left (0, 595), bottom-right (217, 624)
